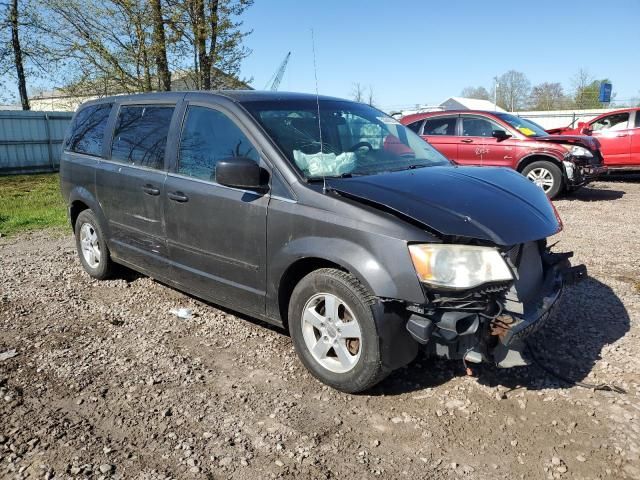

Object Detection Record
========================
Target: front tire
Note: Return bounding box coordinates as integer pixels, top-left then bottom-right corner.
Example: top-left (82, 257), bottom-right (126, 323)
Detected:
top-left (522, 160), bottom-right (563, 199)
top-left (74, 210), bottom-right (114, 280)
top-left (288, 268), bottom-right (388, 393)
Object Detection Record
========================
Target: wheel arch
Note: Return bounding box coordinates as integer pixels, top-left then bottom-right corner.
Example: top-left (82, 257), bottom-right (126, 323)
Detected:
top-left (68, 186), bottom-right (108, 235)
top-left (516, 153), bottom-right (564, 173)
top-left (277, 257), bottom-right (345, 331)
top-left (271, 237), bottom-right (424, 330)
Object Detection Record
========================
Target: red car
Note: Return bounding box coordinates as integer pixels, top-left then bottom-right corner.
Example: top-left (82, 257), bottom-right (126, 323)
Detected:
top-left (401, 110), bottom-right (605, 198)
top-left (547, 107), bottom-right (640, 169)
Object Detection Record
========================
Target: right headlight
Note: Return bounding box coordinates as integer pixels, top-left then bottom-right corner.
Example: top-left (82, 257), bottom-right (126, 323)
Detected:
top-left (408, 244), bottom-right (513, 289)
top-left (568, 145), bottom-right (593, 158)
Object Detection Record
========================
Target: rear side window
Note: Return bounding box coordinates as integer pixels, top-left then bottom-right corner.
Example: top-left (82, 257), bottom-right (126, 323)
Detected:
top-left (64, 103), bottom-right (112, 156)
top-left (423, 117), bottom-right (457, 136)
top-left (178, 106), bottom-right (258, 182)
top-left (111, 105), bottom-right (174, 169)
top-left (635, 112), bottom-right (640, 128)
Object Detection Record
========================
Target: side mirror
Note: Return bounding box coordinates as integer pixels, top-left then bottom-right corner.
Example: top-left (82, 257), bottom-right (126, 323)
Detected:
top-left (492, 130), bottom-right (511, 141)
top-left (216, 157), bottom-right (268, 191)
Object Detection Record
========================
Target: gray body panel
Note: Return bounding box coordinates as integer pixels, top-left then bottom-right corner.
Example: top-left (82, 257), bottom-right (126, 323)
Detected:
top-left (60, 91), bottom-right (431, 326)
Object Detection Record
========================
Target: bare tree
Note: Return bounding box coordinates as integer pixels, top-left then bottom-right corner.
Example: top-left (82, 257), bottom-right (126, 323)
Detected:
top-left (461, 86), bottom-right (490, 100)
top-left (496, 70), bottom-right (530, 111)
top-left (169, 0), bottom-right (253, 90)
top-left (529, 82), bottom-right (568, 111)
top-left (351, 82), bottom-right (365, 102)
top-left (367, 85), bottom-right (375, 107)
top-left (570, 69), bottom-right (614, 108)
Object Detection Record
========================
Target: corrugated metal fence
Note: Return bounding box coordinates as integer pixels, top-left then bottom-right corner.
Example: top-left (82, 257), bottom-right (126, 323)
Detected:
top-left (0, 110), bottom-right (73, 175)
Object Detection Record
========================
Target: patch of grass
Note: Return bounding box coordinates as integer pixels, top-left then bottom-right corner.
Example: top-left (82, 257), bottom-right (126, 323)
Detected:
top-left (0, 173), bottom-right (67, 236)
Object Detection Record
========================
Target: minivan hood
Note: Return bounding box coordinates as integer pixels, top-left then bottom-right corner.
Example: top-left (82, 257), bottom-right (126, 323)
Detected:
top-left (326, 166), bottom-right (561, 246)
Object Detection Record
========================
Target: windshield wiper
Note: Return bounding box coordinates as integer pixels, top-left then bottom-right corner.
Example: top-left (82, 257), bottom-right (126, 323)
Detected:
top-left (388, 164), bottom-right (431, 172)
top-left (307, 172), bottom-right (355, 182)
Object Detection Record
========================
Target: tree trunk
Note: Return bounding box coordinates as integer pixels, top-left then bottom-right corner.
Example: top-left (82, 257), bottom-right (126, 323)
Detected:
top-left (10, 0), bottom-right (30, 110)
top-left (194, 0), bottom-right (210, 90)
top-left (207, 0), bottom-right (219, 89)
top-left (151, 0), bottom-right (171, 91)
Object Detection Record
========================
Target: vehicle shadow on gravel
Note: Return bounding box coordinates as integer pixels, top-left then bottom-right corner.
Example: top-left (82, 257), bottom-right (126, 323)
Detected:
top-left (372, 276), bottom-right (630, 395)
top-left (563, 186), bottom-right (625, 202)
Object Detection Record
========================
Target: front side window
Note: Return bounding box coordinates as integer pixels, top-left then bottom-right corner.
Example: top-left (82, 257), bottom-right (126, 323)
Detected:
top-left (242, 100), bottom-right (449, 179)
top-left (636, 111), bottom-right (640, 128)
top-left (111, 105), bottom-right (174, 169)
top-left (64, 103), bottom-right (112, 156)
top-left (178, 106), bottom-right (258, 182)
top-left (423, 116), bottom-right (457, 136)
top-left (406, 120), bottom-right (424, 134)
top-left (591, 112), bottom-right (629, 132)
top-left (461, 117), bottom-right (504, 137)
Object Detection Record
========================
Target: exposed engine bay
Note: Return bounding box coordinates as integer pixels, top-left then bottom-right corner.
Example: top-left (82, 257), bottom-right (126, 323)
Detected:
top-left (403, 240), bottom-right (587, 368)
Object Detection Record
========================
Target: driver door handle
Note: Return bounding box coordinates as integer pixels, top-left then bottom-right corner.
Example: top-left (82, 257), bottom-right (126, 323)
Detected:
top-left (167, 191), bottom-right (189, 203)
top-left (461, 138), bottom-right (473, 143)
top-left (615, 134), bottom-right (628, 137)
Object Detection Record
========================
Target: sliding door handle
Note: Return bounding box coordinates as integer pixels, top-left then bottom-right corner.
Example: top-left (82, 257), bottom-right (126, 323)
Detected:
top-left (168, 191), bottom-right (189, 202)
top-left (142, 184), bottom-right (160, 195)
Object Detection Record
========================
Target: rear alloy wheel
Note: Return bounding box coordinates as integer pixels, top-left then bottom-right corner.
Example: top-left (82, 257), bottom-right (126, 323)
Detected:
top-left (288, 268), bottom-right (388, 393)
top-left (522, 160), bottom-right (563, 199)
top-left (74, 209), bottom-right (114, 280)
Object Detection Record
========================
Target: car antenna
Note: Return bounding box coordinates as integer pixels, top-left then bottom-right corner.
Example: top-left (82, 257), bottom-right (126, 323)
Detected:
top-left (311, 28), bottom-right (326, 193)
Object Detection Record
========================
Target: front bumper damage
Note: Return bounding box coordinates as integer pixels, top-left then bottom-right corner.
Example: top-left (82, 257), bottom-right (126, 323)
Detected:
top-left (403, 242), bottom-right (586, 369)
top-left (563, 154), bottom-right (607, 189)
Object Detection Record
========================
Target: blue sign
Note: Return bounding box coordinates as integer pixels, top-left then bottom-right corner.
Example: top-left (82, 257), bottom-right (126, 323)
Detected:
top-left (599, 82), bottom-right (612, 103)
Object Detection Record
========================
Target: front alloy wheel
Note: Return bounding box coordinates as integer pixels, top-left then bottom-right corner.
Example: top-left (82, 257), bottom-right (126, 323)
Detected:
top-left (301, 293), bottom-right (362, 374)
top-left (522, 160), bottom-right (563, 199)
top-left (288, 268), bottom-right (388, 393)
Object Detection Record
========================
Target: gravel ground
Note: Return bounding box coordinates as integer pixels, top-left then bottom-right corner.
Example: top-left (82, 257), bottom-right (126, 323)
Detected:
top-left (1, 177), bottom-right (639, 480)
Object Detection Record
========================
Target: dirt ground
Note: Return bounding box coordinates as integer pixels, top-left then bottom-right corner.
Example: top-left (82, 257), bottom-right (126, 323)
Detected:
top-left (1, 176), bottom-right (640, 480)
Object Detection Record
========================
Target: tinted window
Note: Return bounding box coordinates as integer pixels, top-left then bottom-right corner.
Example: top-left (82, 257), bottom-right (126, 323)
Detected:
top-left (423, 117), bottom-right (457, 136)
top-left (64, 103), bottom-right (112, 156)
top-left (178, 106), bottom-right (258, 182)
top-left (461, 117), bottom-right (502, 137)
top-left (636, 112), bottom-right (640, 128)
top-left (406, 120), bottom-right (424, 134)
top-left (111, 105), bottom-right (174, 169)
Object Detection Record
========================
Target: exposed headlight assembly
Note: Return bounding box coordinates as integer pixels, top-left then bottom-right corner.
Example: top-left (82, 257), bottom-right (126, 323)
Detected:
top-left (568, 145), bottom-right (593, 158)
top-left (408, 244), bottom-right (513, 289)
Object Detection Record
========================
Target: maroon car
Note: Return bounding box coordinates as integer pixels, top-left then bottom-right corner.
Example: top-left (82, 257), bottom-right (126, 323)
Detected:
top-left (401, 110), bottom-right (606, 198)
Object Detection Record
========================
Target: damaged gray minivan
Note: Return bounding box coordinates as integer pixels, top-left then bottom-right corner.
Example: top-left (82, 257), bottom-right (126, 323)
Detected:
top-left (60, 91), bottom-right (586, 393)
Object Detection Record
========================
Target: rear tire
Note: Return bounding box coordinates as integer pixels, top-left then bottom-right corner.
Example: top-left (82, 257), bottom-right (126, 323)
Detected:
top-left (522, 160), bottom-right (563, 199)
top-left (74, 210), bottom-right (114, 280)
top-left (288, 268), bottom-right (388, 393)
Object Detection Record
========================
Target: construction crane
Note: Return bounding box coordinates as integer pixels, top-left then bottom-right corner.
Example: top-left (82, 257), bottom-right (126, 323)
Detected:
top-left (264, 52), bottom-right (291, 91)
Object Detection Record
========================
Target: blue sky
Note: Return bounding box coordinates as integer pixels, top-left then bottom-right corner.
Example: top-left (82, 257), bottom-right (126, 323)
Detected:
top-left (240, 0), bottom-right (640, 111)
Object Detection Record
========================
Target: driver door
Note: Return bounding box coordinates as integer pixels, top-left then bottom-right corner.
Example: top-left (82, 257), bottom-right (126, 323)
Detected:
top-left (164, 101), bottom-right (269, 315)
top-left (590, 112), bottom-right (632, 165)
top-left (456, 115), bottom-right (516, 167)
